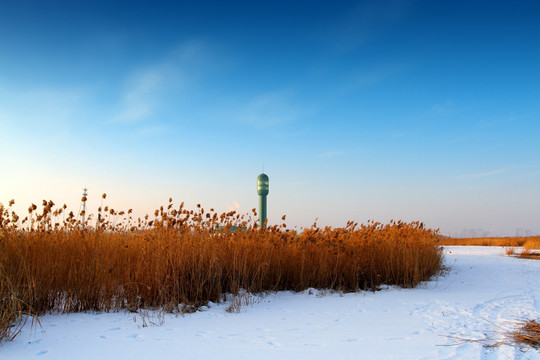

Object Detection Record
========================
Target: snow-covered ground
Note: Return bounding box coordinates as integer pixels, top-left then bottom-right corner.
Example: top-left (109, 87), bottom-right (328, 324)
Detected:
top-left (1, 246), bottom-right (539, 359)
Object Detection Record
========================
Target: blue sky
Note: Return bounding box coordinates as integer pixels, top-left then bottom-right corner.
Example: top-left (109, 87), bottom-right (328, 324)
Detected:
top-left (1, 0), bottom-right (539, 236)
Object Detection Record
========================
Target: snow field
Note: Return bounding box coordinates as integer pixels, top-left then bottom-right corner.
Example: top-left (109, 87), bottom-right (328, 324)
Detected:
top-left (1, 246), bottom-right (538, 360)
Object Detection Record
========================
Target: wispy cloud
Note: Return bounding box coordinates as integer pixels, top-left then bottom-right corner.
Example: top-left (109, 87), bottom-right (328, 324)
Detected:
top-left (112, 42), bottom-right (312, 134)
top-left (521, 171), bottom-right (540, 178)
top-left (284, 181), bottom-right (309, 186)
top-left (389, 132), bottom-right (407, 139)
top-left (134, 125), bottom-right (169, 137)
top-left (220, 89), bottom-right (313, 128)
top-left (115, 70), bottom-right (163, 122)
top-left (351, 63), bottom-right (406, 89)
top-left (320, 150), bottom-right (345, 158)
top-left (447, 136), bottom-right (464, 145)
top-left (429, 100), bottom-right (457, 116)
top-left (112, 39), bottom-right (213, 123)
top-left (329, 0), bottom-right (413, 53)
top-left (333, 63), bottom-right (408, 96)
top-left (457, 167), bottom-right (513, 179)
top-left (225, 201), bottom-right (241, 212)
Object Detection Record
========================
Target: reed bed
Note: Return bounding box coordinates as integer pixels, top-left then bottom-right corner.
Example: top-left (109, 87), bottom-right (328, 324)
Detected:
top-left (439, 236), bottom-right (540, 248)
top-left (0, 198), bottom-right (443, 342)
top-left (523, 238), bottom-right (540, 251)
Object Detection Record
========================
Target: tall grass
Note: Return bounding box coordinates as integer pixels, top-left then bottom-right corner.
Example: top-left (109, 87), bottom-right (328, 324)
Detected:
top-left (439, 236), bottom-right (540, 248)
top-left (523, 238), bottom-right (540, 250)
top-left (0, 199), bottom-right (443, 342)
top-left (0, 263), bottom-right (34, 342)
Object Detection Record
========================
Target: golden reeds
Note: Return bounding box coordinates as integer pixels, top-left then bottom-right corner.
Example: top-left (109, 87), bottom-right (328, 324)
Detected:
top-left (523, 238), bottom-right (540, 250)
top-left (441, 236), bottom-right (540, 261)
top-left (439, 236), bottom-right (540, 248)
top-left (0, 199), bottom-right (443, 342)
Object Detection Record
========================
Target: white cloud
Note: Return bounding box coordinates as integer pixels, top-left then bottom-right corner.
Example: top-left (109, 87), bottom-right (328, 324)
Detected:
top-left (225, 89), bottom-right (313, 128)
top-left (389, 132), bottom-right (407, 139)
top-left (354, 64), bottom-right (406, 88)
top-left (320, 150), bottom-right (345, 158)
top-left (111, 41), bottom-right (310, 132)
top-left (226, 201), bottom-right (241, 212)
top-left (115, 69), bottom-right (163, 122)
top-left (329, 0), bottom-right (413, 53)
top-left (112, 39), bottom-right (213, 123)
top-left (336, 63), bottom-right (407, 95)
top-left (134, 125), bottom-right (169, 136)
top-left (430, 100), bottom-right (456, 116)
top-left (285, 181), bottom-right (309, 186)
top-left (457, 167), bottom-right (513, 179)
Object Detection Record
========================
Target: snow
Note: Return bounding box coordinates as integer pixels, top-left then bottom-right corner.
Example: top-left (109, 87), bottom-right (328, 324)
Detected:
top-left (1, 246), bottom-right (539, 359)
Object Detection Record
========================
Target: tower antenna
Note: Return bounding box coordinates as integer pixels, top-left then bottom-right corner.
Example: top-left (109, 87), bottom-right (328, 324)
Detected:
top-left (81, 187), bottom-right (88, 228)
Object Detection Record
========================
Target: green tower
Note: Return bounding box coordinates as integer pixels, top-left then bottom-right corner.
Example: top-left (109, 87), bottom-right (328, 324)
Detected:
top-left (257, 173), bottom-right (269, 228)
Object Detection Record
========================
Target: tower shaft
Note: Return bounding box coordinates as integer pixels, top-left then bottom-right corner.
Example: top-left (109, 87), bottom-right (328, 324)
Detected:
top-left (259, 195), bottom-right (267, 228)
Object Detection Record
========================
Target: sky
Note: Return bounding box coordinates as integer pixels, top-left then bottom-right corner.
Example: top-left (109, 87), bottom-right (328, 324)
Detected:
top-left (1, 0), bottom-right (539, 236)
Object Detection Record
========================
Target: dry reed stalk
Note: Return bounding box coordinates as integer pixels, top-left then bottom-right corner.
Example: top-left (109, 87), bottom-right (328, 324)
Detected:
top-left (512, 319), bottom-right (540, 349)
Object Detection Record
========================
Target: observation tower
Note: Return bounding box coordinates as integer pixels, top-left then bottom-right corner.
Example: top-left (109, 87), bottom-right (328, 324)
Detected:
top-left (257, 173), bottom-right (269, 228)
